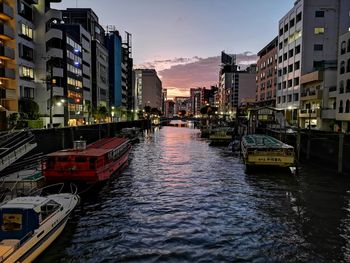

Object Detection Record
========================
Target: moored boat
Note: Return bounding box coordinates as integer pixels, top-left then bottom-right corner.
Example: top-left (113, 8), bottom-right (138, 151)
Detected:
top-left (43, 137), bottom-right (131, 184)
top-left (0, 191), bottom-right (79, 262)
top-left (241, 134), bottom-right (295, 168)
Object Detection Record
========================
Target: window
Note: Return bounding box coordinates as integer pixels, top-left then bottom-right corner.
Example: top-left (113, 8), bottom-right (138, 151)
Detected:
top-left (340, 80), bottom-right (344, 93)
top-left (294, 93), bottom-right (299, 101)
top-left (290, 18), bottom-right (295, 28)
top-left (314, 44), bottom-right (323, 51)
top-left (295, 45), bottom-right (301, 54)
top-left (294, 77), bottom-right (299, 86)
top-left (288, 64), bottom-right (293, 73)
top-left (296, 12), bottom-right (302, 22)
top-left (279, 42), bottom-right (283, 49)
top-left (313, 61), bottom-right (324, 70)
top-left (2, 214), bottom-right (22, 231)
top-left (314, 27), bottom-right (325, 34)
top-left (288, 94), bottom-right (292, 102)
top-left (282, 96), bottom-right (286, 103)
top-left (315, 11), bottom-right (325, 17)
top-left (339, 100), bottom-right (344, 113)
top-left (278, 56), bottom-right (282, 63)
top-left (283, 53), bottom-right (287, 60)
top-left (279, 27), bottom-right (283, 36)
top-left (283, 67), bottom-right (287, 75)
top-left (23, 87), bottom-right (34, 99)
top-left (340, 61), bottom-right (345, 74)
top-left (288, 79), bottom-right (293, 88)
top-left (348, 39), bottom-right (350, 53)
top-left (20, 66), bottom-right (34, 79)
top-left (346, 100), bottom-right (350, 113)
top-left (20, 23), bottom-right (33, 39)
top-left (341, 41), bottom-right (346, 54)
top-left (284, 24), bottom-right (289, 32)
top-left (295, 61), bottom-right (300, 70)
top-left (277, 96), bottom-right (281, 104)
top-left (347, 79), bottom-right (350, 93)
top-left (282, 81), bottom-right (286, 89)
top-left (347, 59), bottom-right (350, 72)
top-left (289, 49), bottom-right (294, 58)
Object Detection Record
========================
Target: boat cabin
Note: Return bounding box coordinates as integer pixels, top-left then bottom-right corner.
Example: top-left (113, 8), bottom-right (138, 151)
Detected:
top-left (0, 197), bottom-right (61, 241)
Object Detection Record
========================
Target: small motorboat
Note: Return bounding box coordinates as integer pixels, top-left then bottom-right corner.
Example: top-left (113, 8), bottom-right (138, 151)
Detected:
top-left (0, 186), bottom-right (79, 262)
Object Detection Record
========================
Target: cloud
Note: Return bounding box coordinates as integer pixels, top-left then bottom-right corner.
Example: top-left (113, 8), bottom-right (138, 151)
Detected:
top-left (136, 52), bottom-right (258, 98)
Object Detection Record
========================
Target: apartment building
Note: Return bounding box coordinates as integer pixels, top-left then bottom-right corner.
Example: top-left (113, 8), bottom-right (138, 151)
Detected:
top-left (256, 37), bottom-right (278, 107)
top-left (62, 8), bottom-right (109, 109)
top-left (336, 31), bottom-right (350, 132)
top-left (276, 0), bottom-right (350, 129)
top-left (0, 0), bottom-right (16, 129)
top-left (133, 69), bottom-right (162, 112)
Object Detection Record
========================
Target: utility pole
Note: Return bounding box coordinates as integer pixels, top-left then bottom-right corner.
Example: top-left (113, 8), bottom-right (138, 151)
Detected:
top-left (49, 63), bottom-right (56, 128)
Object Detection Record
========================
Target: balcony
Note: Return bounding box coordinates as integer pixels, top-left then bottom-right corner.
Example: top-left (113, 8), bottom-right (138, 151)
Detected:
top-left (47, 48), bottom-right (63, 59)
top-left (0, 3), bottom-right (14, 21)
top-left (298, 108), bottom-right (320, 118)
top-left (5, 88), bottom-right (16, 99)
top-left (0, 68), bottom-right (15, 79)
top-left (300, 70), bottom-right (323, 85)
top-left (300, 89), bottom-right (323, 101)
top-left (0, 24), bottom-right (14, 40)
top-left (321, 109), bottom-right (336, 119)
top-left (0, 46), bottom-right (14, 60)
top-left (45, 28), bottom-right (62, 42)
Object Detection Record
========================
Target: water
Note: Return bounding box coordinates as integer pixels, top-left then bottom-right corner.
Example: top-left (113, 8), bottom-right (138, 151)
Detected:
top-left (38, 126), bottom-right (350, 262)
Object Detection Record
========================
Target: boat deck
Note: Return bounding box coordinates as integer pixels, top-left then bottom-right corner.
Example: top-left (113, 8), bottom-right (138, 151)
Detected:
top-left (242, 134), bottom-right (293, 149)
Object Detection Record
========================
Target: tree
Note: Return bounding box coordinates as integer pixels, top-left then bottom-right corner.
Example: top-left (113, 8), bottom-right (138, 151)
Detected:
top-left (19, 99), bottom-right (39, 120)
top-left (151, 107), bottom-right (160, 115)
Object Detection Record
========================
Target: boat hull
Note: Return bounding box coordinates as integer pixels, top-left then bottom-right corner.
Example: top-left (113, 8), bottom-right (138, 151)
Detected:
top-left (245, 154), bottom-right (295, 167)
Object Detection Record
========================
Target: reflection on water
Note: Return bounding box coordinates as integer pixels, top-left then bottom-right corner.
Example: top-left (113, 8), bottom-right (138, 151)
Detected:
top-left (37, 127), bottom-right (350, 262)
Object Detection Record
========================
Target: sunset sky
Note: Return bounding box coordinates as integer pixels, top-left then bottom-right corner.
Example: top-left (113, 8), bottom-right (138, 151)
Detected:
top-left (53, 0), bottom-right (293, 98)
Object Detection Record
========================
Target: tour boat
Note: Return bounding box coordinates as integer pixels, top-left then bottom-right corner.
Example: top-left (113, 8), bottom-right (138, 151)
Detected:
top-left (43, 137), bottom-right (131, 184)
top-left (0, 192), bottom-right (79, 262)
top-left (241, 134), bottom-right (295, 168)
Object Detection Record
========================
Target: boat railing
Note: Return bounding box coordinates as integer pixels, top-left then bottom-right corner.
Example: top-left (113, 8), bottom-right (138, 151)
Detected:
top-left (29, 182), bottom-right (78, 196)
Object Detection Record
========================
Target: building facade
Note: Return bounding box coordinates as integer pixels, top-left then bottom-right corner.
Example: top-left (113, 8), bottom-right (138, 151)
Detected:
top-left (62, 8), bottom-right (109, 109)
top-left (0, 0), bottom-right (16, 129)
top-left (256, 37), bottom-right (278, 108)
top-left (133, 69), bottom-right (162, 112)
top-left (174, 96), bottom-right (190, 116)
top-left (336, 31), bottom-right (350, 132)
top-left (276, 0), bottom-right (350, 129)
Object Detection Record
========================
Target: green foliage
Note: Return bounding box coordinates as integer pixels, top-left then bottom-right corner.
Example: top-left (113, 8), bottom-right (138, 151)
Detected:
top-left (28, 119), bottom-right (44, 128)
top-left (7, 113), bottom-right (19, 129)
top-left (19, 99), bottom-right (40, 120)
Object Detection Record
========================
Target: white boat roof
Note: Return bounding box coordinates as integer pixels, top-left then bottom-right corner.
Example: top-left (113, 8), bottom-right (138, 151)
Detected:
top-left (0, 196), bottom-right (48, 210)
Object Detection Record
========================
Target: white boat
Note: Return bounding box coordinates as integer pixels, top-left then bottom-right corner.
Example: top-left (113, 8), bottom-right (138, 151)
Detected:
top-left (0, 190), bottom-right (79, 262)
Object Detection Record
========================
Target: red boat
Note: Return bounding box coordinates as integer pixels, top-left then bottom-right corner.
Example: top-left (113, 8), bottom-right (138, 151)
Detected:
top-left (42, 137), bottom-right (131, 184)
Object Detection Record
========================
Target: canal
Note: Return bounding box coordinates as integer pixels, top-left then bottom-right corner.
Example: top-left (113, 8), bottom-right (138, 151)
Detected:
top-left (38, 126), bottom-right (350, 262)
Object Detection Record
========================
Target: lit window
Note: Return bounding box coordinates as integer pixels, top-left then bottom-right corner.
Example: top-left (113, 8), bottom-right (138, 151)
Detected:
top-left (20, 23), bottom-right (33, 39)
top-left (314, 27), bottom-right (325, 34)
top-left (20, 66), bottom-right (34, 79)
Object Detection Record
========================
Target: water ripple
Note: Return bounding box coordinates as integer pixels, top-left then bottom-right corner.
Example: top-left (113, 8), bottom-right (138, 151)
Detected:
top-left (37, 127), bottom-right (350, 263)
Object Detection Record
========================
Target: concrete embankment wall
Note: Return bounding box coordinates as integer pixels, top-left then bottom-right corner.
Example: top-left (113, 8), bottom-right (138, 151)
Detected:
top-left (265, 129), bottom-right (350, 173)
top-left (31, 120), bottom-right (150, 155)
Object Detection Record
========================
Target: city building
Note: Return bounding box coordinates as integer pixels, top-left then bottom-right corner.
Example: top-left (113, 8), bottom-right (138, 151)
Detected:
top-left (219, 62), bottom-right (256, 117)
top-left (165, 99), bottom-right (174, 118)
top-left (277, 0), bottom-right (350, 129)
top-left (62, 8), bottom-right (109, 109)
top-left (256, 37), bottom-right (278, 107)
top-left (0, 0), bottom-right (16, 129)
top-left (174, 96), bottom-right (191, 116)
top-left (132, 69), bottom-right (162, 112)
top-left (162, 89), bottom-right (167, 115)
top-left (190, 88), bottom-right (202, 116)
top-left (336, 30), bottom-right (350, 132)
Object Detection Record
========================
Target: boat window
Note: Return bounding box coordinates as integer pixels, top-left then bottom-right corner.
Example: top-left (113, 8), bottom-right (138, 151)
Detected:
top-left (39, 200), bottom-right (60, 222)
top-left (89, 157), bottom-right (97, 169)
top-left (2, 214), bottom-right (22, 231)
top-left (47, 157), bottom-right (55, 168)
top-left (57, 157), bottom-right (69, 162)
top-left (75, 156), bottom-right (86, 162)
